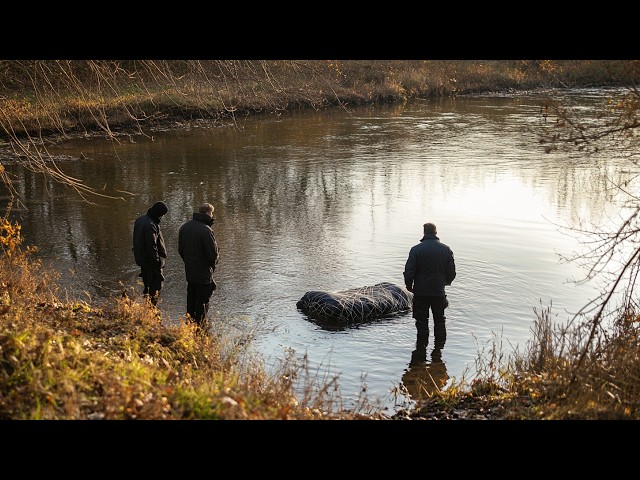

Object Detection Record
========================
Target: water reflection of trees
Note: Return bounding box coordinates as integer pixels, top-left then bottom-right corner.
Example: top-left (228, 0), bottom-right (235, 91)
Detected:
top-left (1, 95), bottom-right (633, 302)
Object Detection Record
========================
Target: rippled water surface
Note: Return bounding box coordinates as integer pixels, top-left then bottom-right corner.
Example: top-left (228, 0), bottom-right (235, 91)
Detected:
top-left (6, 90), bottom-right (635, 413)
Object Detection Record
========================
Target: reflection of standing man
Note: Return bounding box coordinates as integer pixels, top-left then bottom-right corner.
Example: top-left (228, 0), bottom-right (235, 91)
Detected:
top-left (178, 203), bottom-right (220, 328)
top-left (132, 201), bottom-right (168, 306)
top-left (401, 340), bottom-right (449, 401)
top-left (403, 222), bottom-right (456, 356)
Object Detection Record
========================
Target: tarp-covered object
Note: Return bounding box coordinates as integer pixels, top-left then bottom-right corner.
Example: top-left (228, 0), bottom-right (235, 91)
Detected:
top-left (296, 282), bottom-right (413, 323)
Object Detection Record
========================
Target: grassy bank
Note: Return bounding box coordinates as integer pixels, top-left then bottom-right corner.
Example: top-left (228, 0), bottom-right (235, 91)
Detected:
top-left (2, 60), bottom-right (640, 420)
top-left (1, 60), bottom-right (637, 141)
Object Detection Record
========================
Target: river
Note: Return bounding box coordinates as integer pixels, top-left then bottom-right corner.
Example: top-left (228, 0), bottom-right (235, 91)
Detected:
top-left (4, 88), bottom-right (635, 414)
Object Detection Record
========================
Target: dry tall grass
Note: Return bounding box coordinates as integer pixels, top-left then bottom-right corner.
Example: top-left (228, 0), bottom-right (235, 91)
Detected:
top-left (393, 302), bottom-right (640, 420)
top-left (0, 216), bottom-right (385, 420)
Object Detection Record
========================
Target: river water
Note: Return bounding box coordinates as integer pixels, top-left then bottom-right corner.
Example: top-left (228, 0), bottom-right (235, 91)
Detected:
top-left (4, 88), bottom-right (635, 414)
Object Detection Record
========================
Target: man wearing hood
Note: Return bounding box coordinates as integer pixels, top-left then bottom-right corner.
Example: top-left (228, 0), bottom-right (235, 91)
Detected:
top-left (132, 201), bottom-right (168, 306)
top-left (178, 203), bottom-right (220, 328)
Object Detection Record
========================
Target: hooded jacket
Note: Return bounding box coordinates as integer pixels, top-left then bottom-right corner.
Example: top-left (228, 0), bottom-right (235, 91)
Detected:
top-left (403, 233), bottom-right (456, 297)
top-left (178, 212), bottom-right (220, 284)
top-left (132, 203), bottom-right (168, 269)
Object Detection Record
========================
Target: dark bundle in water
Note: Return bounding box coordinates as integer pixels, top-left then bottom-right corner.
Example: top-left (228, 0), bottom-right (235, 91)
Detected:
top-left (296, 282), bottom-right (413, 324)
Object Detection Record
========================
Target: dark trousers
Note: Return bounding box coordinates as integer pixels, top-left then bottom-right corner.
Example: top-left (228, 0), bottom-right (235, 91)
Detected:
top-left (412, 295), bottom-right (448, 350)
top-left (140, 266), bottom-right (163, 306)
top-left (186, 282), bottom-right (216, 326)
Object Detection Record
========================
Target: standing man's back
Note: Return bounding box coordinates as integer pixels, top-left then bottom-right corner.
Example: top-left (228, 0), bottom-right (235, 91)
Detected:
top-left (178, 202), bottom-right (220, 328)
top-left (403, 222), bottom-right (456, 357)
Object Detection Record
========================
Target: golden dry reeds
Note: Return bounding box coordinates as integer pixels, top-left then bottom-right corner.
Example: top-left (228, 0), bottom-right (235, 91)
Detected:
top-left (0, 216), bottom-right (383, 420)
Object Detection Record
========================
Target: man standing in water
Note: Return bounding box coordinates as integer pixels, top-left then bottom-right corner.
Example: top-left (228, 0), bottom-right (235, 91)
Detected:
top-left (132, 201), bottom-right (168, 306)
top-left (178, 203), bottom-right (220, 328)
top-left (403, 222), bottom-right (456, 358)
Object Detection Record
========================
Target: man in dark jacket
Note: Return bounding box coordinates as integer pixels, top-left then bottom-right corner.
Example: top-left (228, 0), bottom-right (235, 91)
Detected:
top-left (403, 222), bottom-right (456, 357)
top-left (132, 201), bottom-right (168, 306)
top-left (178, 203), bottom-right (220, 327)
